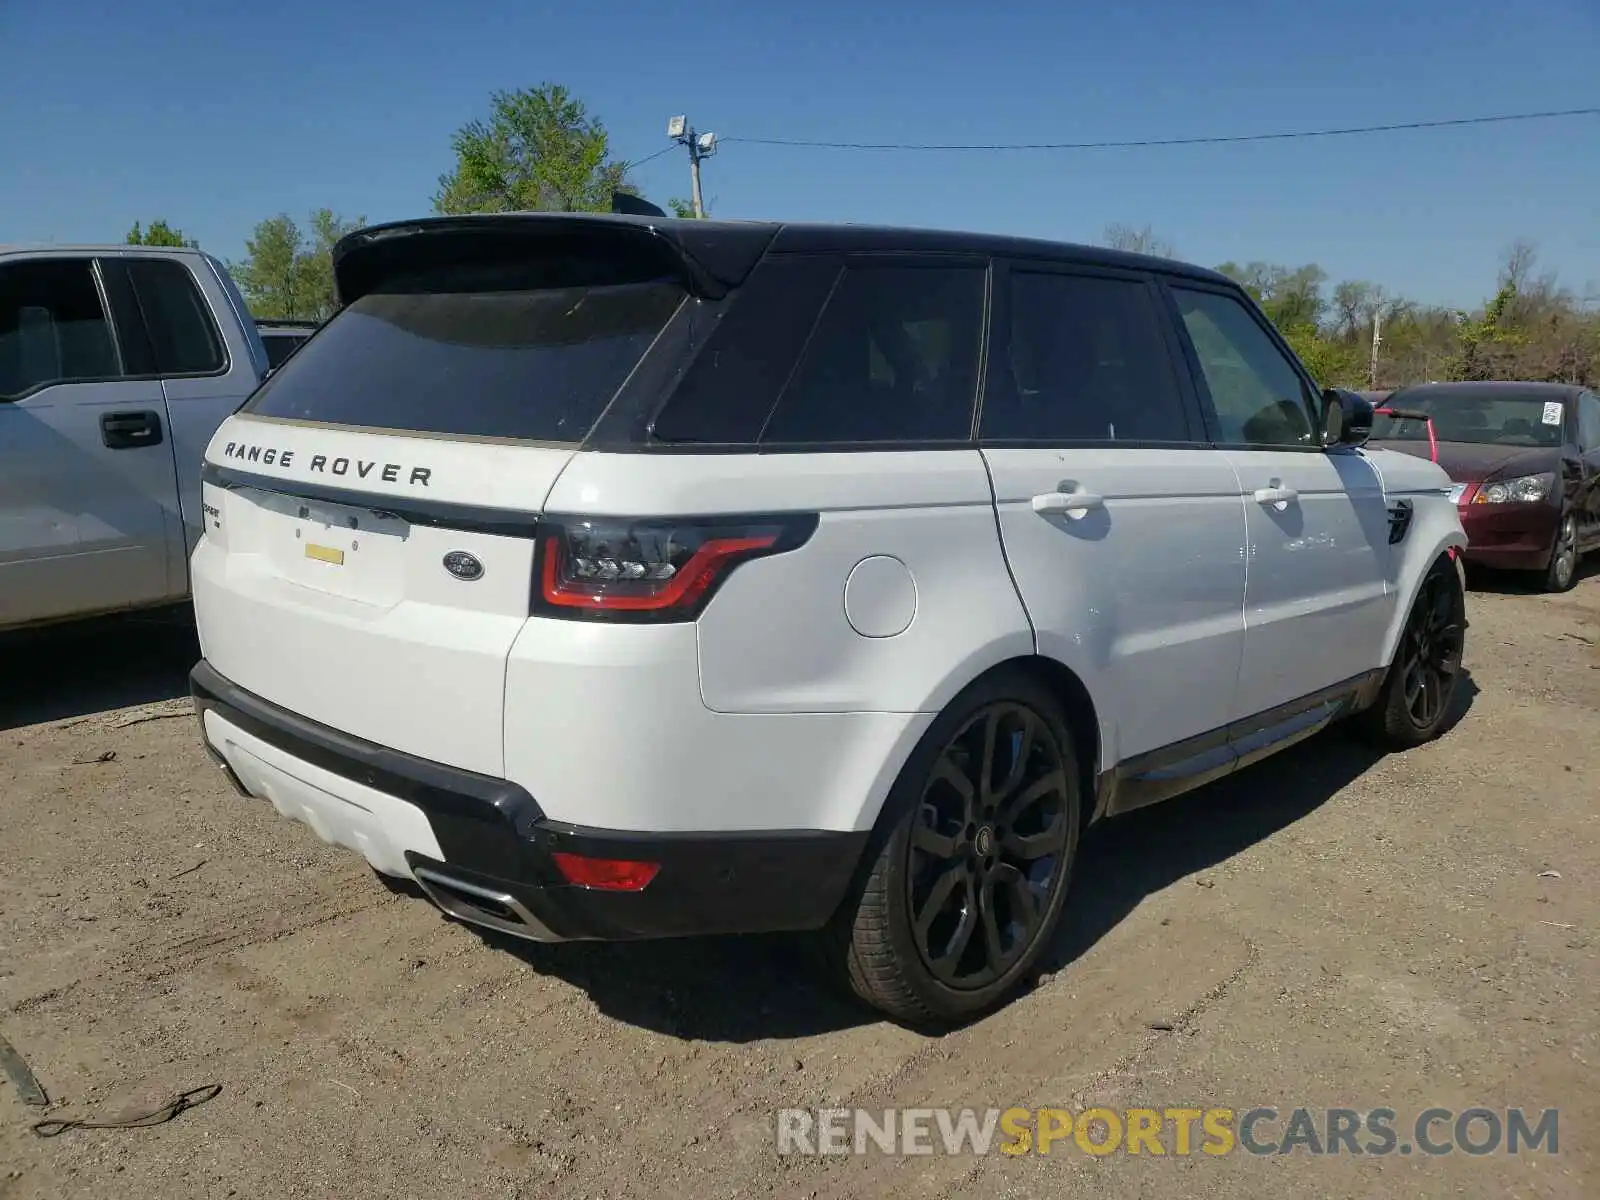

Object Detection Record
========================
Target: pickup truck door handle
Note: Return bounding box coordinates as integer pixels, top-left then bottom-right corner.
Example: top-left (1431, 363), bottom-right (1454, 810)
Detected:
top-left (1032, 490), bottom-right (1105, 518)
top-left (100, 409), bottom-right (163, 450)
top-left (1252, 485), bottom-right (1298, 507)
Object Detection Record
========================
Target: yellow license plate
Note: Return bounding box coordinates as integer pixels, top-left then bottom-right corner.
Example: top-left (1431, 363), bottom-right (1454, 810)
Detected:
top-left (304, 543), bottom-right (345, 566)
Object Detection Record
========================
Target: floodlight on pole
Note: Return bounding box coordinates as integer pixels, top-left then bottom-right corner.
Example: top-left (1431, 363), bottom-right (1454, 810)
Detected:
top-left (666, 113), bottom-right (715, 218)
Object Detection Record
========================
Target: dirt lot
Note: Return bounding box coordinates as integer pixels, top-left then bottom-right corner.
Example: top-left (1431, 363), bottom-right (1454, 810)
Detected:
top-left (2, 576), bottom-right (1596, 1199)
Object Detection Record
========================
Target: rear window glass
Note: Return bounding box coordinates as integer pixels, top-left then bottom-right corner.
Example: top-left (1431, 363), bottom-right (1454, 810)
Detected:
top-left (261, 332), bottom-right (306, 369)
top-left (243, 277), bottom-right (684, 442)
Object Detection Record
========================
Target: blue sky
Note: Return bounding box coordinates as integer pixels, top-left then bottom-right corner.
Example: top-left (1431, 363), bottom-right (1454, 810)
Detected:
top-left (2, 0), bottom-right (1595, 308)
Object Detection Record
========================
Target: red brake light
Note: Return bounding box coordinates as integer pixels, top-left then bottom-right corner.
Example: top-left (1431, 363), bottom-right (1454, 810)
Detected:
top-left (550, 852), bottom-right (660, 891)
top-left (534, 514), bottom-right (817, 621)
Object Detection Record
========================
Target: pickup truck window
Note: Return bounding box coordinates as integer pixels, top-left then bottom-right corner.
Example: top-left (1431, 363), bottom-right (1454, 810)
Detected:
top-left (0, 259), bottom-right (122, 399)
top-left (127, 258), bottom-right (226, 376)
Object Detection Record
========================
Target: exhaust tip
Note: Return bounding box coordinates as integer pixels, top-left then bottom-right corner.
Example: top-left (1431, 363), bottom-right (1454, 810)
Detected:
top-left (411, 866), bottom-right (560, 943)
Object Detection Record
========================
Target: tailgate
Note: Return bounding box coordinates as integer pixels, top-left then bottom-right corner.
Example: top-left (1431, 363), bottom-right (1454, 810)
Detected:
top-left (195, 420), bottom-right (573, 775)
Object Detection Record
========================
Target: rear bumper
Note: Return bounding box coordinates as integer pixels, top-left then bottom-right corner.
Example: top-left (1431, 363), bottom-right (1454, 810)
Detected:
top-left (191, 661), bottom-right (867, 941)
top-left (1459, 500), bottom-right (1560, 571)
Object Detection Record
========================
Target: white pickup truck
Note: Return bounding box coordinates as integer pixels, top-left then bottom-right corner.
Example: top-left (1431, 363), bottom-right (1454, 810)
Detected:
top-left (0, 245), bottom-right (270, 630)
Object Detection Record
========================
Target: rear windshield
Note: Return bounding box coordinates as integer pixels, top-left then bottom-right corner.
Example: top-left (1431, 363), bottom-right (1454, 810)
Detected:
top-left (1371, 393), bottom-right (1565, 447)
top-left (242, 274), bottom-right (684, 442)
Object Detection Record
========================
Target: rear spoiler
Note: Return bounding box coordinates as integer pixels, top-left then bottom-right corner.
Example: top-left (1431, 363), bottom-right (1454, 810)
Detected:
top-left (331, 213), bottom-right (775, 305)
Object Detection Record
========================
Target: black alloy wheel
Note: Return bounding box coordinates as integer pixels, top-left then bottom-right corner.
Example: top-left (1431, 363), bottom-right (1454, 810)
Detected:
top-left (907, 703), bottom-right (1073, 989)
top-left (822, 671), bottom-right (1082, 1025)
top-left (1358, 555), bottom-right (1468, 749)
top-left (1399, 568), bottom-right (1464, 730)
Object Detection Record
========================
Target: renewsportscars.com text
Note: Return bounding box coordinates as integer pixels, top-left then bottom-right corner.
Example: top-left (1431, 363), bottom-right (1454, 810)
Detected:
top-left (776, 1106), bottom-right (1559, 1157)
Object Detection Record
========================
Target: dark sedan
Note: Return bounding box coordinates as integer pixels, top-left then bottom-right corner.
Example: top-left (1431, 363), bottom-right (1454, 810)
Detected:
top-left (1369, 381), bottom-right (1600, 591)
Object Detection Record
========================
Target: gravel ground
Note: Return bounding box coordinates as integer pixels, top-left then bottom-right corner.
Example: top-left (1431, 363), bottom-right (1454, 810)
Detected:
top-left (1, 574), bottom-right (1595, 1199)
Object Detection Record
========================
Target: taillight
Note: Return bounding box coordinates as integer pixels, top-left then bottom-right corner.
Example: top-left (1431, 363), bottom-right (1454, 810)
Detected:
top-left (533, 513), bottom-right (818, 622)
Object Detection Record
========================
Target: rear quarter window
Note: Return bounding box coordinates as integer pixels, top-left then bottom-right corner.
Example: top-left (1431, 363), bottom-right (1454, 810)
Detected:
top-left (758, 260), bottom-right (984, 445)
top-left (243, 272), bottom-right (684, 442)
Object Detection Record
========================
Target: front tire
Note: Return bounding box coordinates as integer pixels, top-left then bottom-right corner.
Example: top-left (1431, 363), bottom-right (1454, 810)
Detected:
top-left (821, 671), bottom-right (1082, 1026)
top-left (1543, 511), bottom-right (1579, 593)
top-left (1358, 555), bottom-right (1466, 749)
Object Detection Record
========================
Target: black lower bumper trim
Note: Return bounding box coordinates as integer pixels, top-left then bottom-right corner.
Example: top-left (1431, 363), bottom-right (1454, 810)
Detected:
top-left (190, 662), bottom-right (867, 940)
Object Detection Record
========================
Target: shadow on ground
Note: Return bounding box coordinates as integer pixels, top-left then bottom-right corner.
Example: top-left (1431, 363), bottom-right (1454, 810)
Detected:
top-left (465, 672), bottom-right (1479, 1043)
top-left (0, 607), bottom-right (198, 731)
top-left (1466, 557), bottom-right (1600, 596)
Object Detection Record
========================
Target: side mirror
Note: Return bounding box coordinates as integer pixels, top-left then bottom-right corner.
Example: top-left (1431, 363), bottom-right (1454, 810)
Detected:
top-left (1321, 388), bottom-right (1374, 448)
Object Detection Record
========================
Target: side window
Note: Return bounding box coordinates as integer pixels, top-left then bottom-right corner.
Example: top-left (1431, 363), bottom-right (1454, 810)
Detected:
top-left (0, 259), bottom-right (121, 399)
top-left (651, 255), bottom-right (842, 444)
top-left (983, 270), bottom-right (1191, 442)
top-left (127, 258), bottom-right (226, 375)
top-left (1578, 392), bottom-right (1600, 450)
top-left (759, 261), bottom-right (984, 444)
top-left (1171, 287), bottom-right (1318, 447)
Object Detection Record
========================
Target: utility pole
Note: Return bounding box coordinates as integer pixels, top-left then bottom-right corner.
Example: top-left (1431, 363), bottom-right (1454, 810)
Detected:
top-left (1369, 307), bottom-right (1383, 389)
top-left (666, 115), bottom-right (717, 217)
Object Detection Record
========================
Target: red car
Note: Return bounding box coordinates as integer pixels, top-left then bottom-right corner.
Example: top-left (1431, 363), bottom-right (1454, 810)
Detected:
top-left (1369, 382), bottom-right (1600, 591)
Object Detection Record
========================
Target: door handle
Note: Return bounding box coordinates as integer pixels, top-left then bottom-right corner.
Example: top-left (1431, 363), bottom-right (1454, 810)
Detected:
top-left (100, 409), bottom-right (163, 450)
top-left (1252, 485), bottom-right (1298, 508)
top-left (1032, 490), bottom-right (1105, 518)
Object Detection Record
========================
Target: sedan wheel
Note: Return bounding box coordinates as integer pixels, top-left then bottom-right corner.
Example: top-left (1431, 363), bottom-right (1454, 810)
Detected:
top-left (1545, 514), bottom-right (1579, 593)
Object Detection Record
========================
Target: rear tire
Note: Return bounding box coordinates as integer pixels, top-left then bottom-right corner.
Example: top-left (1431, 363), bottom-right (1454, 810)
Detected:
top-left (1542, 511), bottom-right (1579, 593)
top-left (1357, 555), bottom-right (1466, 749)
top-left (819, 670), bottom-right (1082, 1026)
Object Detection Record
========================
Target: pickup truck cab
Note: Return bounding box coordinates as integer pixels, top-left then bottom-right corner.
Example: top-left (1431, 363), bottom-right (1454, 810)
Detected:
top-left (256, 319), bottom-right (320, 370)
top-left (0, 245), bottom-right (268, 630)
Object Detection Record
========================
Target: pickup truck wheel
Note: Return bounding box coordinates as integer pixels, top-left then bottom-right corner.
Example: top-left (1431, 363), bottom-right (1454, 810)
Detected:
top-left (819, 672), bottom-right (1081, 1026)
top-left (1359, 557), bottom-right (1466, 749)
top-left (1542, 512), bottom-right (1579, 593)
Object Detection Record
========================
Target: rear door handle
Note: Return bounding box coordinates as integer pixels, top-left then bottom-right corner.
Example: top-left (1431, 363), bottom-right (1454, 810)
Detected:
top-left (1252, 485), bottom-right (1298, 507)
top-left (1032, 490), bottom-right (1105, 518)
top-left (100, 409), bottom-right (163, 450)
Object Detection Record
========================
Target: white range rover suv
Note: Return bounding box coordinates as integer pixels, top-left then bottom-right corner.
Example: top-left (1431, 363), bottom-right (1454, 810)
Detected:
top-left (189, 214), bottom-right (1467, 1024)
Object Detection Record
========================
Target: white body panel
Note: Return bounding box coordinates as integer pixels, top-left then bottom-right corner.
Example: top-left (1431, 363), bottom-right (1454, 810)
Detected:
top-left (542, 449), bottom-right (1034, 716)
top-left (1361, 447), bottom-right (1469, 665)
top-left (1223, 446), bottom-right (1398, 720)
top-left (982, 447), bottom-right (1248, 767)
top-left (193, 414), bottom-right (579, 775)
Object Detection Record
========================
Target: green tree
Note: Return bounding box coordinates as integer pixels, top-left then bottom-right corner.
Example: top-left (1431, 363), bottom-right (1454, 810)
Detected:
top-left (231, 209), bottom-right (365, 321)
top-left (126, 219), bottom-right (198, 249)
top-left (434, 84), bottom-right (632, 214)
top-left (1101, 222), bottom-right (1174, 258)
top-left (296, 208), bottom-right (366, 319)
top-left (667, 197), bottom-right (705, 219)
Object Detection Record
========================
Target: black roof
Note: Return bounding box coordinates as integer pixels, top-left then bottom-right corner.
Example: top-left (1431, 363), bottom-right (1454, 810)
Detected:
top-left (1389, 381), bottom-right (1587, 403)
top-left (333, 212), bottom-right (1233, 300)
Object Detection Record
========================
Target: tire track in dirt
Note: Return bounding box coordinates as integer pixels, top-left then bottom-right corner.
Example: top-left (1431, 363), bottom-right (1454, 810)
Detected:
top-left (773, 916), bottom-right (1257, 1200)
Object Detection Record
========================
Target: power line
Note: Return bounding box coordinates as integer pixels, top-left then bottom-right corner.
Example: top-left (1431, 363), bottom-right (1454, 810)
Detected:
top-left (622, 143), bottom-right (678, 171)
top-left (721, 106), bottom-right (1600, 153)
